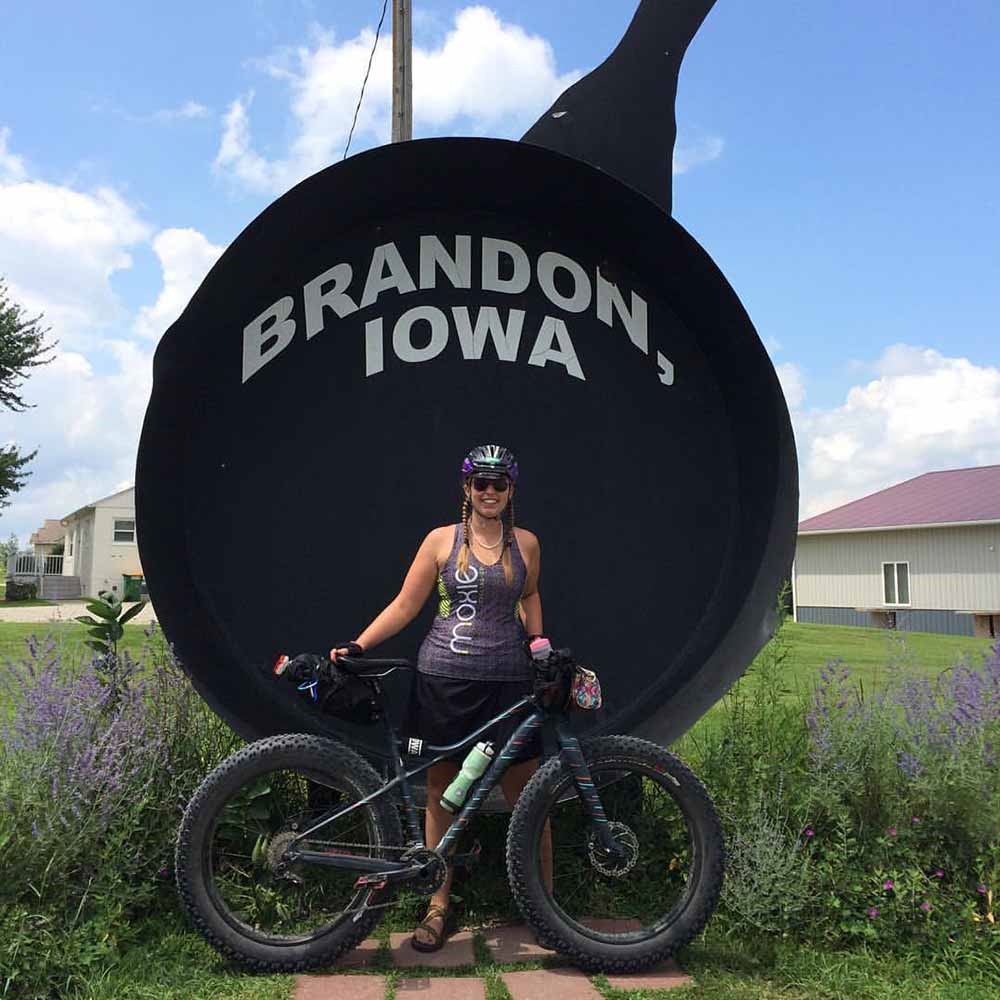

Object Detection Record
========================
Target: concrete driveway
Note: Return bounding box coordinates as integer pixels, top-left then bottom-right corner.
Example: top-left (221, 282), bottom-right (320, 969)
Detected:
top-left (0, 599), bottom-right (159, 625)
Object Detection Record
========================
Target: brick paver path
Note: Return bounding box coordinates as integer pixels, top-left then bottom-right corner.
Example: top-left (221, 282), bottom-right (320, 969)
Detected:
top-left (396, 977), bottom-right (487, 998)
top-left (292, 925), bottom-right (692, 998)
top-left (503, 968), bottom-right (604, 1000)
top-left (389, 929), bottom-right (477, 968)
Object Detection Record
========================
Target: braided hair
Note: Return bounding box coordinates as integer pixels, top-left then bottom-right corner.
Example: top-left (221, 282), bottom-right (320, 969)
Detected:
top-left (456, 482), bottom-right (515, 587)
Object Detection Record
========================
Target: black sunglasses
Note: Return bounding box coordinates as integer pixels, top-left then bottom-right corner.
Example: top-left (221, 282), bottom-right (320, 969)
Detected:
top-left (472, 477), bottom-right (510, 493)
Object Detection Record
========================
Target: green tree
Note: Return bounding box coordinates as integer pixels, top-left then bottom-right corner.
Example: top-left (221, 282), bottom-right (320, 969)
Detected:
top-left (0, 530), bottom-right (18, 580)
top-left (0, 277), bottom-right (54, 510)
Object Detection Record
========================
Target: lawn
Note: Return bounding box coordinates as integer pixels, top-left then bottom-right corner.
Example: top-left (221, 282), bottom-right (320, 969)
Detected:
top-left (774, 620), bottom-right (991, 689)
top-left (67, 911), bottom-right (998, 1000)
top-left (1, 618), bottom-right (991, 677)
top-left (0, 618), bottom-right (153, 664)
top-left (0, 619), bottom-right (992, 718)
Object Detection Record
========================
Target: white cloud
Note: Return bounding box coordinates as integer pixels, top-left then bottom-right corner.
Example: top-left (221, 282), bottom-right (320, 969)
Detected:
top-left (150, 100), bottom-right (210, 122)
top-left (0, 126), bottom-right (27, 181)
top-left (775, 361), bottom-right (805, 411)
top-left (0, 130), bottom-right (221, 544)
top-left (793, 345), bottom-right (1000, 518)
top-left (215, 5), bottom-right (581, 194)
top-left (0, 341), bottom-right (154, 544)
top-left (673, 135), bottom-right (724, 175)
top-left (134, 228), bottom-right (225, 339)
top-left (0, 128), bottom-right (150, 348)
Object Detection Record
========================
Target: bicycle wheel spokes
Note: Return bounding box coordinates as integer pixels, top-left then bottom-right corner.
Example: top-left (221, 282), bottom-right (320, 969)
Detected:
top-left (207, 765), bottom-right (378, 941)
top-left (545, 764), bottom-right (695, 940)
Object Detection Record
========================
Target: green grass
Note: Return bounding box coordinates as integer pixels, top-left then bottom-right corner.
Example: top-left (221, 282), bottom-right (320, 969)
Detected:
top-left (1, 619), bottom-right (991, 683)
top-left (1, 618), bottom-right (992, 727)
top-left (64, 912), bottom-right (999, 1000)
top-left (0, 620), bottom-right (152, 664)
top-left (66, 914), bottom-right (293, 1000)
top-left (0, 598), bottom-right (57, 606)
top-left (776, 621), bottom-right (992, 691)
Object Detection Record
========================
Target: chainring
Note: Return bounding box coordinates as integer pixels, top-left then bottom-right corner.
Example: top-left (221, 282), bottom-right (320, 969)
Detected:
top-left (401, 847), bottom-right (449, 897)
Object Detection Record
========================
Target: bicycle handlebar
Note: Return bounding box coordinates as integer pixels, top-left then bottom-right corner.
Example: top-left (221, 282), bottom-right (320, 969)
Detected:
top-left (336, 655), bottom-right (413, 675)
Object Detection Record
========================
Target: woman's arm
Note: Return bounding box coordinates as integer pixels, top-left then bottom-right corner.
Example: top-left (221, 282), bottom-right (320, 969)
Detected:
top-left (517, 529), bottom-right (543, 636)
top-left (331, 528), bottom-right (444, 657)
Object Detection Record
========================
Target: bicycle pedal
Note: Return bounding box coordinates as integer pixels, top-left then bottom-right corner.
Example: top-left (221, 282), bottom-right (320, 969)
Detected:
top-left (353, 875), bottom-right (389, 890)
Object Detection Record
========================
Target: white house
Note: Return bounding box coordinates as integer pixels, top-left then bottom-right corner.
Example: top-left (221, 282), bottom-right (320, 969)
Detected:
top-left (794, 465), bottom-right (1000, 638)
top-left (60, 487), bottom-right (144, 601)
top-left (8, 487), bottom-right (144, 600)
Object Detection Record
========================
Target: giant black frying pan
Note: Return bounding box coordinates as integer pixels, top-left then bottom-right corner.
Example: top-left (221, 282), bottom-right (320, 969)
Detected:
top-left (136, 1), bottom-right (797, 757)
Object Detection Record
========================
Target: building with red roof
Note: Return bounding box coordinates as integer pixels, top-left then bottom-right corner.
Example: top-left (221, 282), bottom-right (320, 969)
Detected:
top-left (794, 465), bottom-right (1000, 637)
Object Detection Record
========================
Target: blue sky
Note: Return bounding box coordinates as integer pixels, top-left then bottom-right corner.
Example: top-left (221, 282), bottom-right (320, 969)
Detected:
top-left (1, 1), bottom-right (998, 544)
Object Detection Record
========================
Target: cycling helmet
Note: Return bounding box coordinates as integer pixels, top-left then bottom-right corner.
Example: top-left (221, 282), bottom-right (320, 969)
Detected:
top-left (461, 444), bottom-right (519, 482)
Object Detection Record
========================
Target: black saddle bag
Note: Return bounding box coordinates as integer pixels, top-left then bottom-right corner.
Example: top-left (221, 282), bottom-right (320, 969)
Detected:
top-left (284, 653), bottom-right (383, 725)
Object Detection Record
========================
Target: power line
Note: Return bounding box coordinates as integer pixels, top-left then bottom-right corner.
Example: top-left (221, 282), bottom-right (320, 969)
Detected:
top-left (343, 0), bottom-right (389, 161)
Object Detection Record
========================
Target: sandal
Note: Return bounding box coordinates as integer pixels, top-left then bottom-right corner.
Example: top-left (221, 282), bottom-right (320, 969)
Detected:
top-left (410, 903), bottom-right (456, 953)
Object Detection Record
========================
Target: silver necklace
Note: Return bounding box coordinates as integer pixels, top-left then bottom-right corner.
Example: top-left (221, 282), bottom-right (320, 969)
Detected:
top-left (471, 522), bottom-right (503, 549)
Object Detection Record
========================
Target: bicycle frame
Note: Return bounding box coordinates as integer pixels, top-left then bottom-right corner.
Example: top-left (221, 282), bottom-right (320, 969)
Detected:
top-left (285, 689), bottom-right (622, 883)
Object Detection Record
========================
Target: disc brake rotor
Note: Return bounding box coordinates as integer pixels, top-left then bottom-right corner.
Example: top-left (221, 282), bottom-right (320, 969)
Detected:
top-left (587, 821), bottom-right (639, 878)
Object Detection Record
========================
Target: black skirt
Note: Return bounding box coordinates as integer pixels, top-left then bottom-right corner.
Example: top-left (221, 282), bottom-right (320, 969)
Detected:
top-left (404, 671), bottom-right (543, 762)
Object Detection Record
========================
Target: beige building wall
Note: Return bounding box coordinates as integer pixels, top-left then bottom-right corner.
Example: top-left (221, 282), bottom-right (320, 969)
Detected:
top-left (88, 489), bottom-right (141, 598)
top-left (795, 523), bottom-right (1000, 611)
top-left (60, 488), bottom-right (141, 598)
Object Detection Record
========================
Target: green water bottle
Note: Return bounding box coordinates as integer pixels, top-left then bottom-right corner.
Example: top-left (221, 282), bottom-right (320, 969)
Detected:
top-left (440, 741), bottom-right (495, 813)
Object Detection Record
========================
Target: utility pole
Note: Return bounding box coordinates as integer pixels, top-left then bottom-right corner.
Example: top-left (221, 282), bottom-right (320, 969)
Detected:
top-left (391, 0), bottom-right (412, 142)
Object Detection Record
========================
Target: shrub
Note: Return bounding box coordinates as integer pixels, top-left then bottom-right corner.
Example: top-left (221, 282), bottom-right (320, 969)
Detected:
top-left (4, 580), bottom-right (37, 601)
top-left (0, 628), bottom-right (243, 998)
top-left (685, 619), bottom-right (999, 953)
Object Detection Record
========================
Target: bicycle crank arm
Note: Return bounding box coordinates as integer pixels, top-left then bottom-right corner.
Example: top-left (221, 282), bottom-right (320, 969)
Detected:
top-left (450, 839), bottom-right (482, 870)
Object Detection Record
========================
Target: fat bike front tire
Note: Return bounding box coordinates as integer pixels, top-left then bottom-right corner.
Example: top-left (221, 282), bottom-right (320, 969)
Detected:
top-left (506, 735), bottom-right (724, 973)
top-left (175, 733), bottom-right (403, 972)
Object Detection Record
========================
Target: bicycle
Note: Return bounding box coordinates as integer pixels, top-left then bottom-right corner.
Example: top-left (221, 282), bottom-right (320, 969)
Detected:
top-left (175, 649), bottom-right (724, 973)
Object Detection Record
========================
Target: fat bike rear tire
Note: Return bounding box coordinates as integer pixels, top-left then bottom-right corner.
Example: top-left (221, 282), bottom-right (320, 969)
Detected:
top-left (175, 733), bottom-right (403, 972)
top-left (506, 735), bottom-right (724, 973)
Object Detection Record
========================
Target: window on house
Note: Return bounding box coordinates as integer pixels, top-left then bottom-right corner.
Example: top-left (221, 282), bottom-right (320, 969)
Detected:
top-left (882, 562), bottom-right (910, 605)
top-left (68, 532), bottom-right (74, 556)
top-left (113, 519), bottom-right (135, 543)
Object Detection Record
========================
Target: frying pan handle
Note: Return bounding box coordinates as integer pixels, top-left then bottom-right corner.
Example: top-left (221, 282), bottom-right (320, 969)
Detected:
top-left (520, 0), bottom-right (717, 216)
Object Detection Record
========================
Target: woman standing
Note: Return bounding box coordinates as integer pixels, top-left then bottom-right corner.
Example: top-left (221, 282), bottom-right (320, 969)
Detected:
top-left (331, 444), bottom-right (553, 952)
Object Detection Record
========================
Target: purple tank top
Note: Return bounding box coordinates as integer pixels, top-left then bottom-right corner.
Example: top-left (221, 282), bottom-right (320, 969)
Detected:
top-left (417, 524), bottom-right (530, 680)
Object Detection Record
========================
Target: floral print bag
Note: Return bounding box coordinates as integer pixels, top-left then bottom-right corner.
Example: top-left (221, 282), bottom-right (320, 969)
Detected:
top-left (570, 666), bottom-right (603, 710)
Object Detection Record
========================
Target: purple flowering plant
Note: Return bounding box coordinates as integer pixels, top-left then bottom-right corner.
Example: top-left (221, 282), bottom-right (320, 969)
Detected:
top-left (0, 625), bottom-right (243, 997)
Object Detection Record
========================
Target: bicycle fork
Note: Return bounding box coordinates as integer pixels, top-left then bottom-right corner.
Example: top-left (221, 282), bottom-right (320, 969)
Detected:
top-left (553, 717), bottom-right (630, 861)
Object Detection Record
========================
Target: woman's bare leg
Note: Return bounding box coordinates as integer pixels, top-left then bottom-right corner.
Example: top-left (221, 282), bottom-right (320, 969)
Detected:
top-left (500, 757), bottom-right (553, 893)
top-left (413, 760), bottom-right (460, 947)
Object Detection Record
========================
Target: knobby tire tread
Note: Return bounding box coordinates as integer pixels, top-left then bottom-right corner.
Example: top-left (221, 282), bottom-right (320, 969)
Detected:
top-left (175, 733), bottom-right (403, 973)
top-left (506, 735), bottom-right (724, 973)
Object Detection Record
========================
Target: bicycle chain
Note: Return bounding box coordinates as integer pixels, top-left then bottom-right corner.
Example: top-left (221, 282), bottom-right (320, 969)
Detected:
top-left (277, 840), bottom-right (457, 919)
